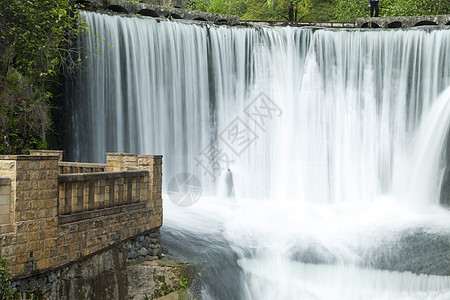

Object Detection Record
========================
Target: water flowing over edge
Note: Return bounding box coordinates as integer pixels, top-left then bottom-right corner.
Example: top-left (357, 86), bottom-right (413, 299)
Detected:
top-left (65, 11), bottom-right (450, 299)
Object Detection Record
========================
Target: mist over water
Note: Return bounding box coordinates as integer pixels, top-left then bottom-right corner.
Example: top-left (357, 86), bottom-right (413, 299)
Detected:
top-left (66, 11), bottom-right (450, 299)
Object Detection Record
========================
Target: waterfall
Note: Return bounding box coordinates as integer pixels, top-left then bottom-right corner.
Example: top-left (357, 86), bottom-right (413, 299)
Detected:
top-left (66, 11), bottom-right (450, 299)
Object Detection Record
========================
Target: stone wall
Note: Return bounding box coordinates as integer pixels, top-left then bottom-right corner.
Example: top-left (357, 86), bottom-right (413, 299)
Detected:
top-left (0, 152), bottom-right (163, 279)
top-left (106, 153), bottom-right (139, 172)
top-left (11, 228), bottom-right (174, 300)
top-left (82, 0), bottom-right (239, 24)
top-left (139, 0), bottom-right (189, 9)
top-left (355, 14), bottom-right (450, 28)
top-left (126, 230), bottom-right (161, 264)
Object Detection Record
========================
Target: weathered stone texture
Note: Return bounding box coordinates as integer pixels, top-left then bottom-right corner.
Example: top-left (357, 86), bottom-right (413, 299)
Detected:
top-left (28, 150), bottom-right (63, 162)
top-left (107, 153), bottom-right (139, 172)
top-left (0, 152), bottom-right (163, 278)
top-left (11, 229), bottom-right (189, 300)
top-left (84, 0), bottom-right (239, 24)
top-left (0, 178), bottom-right (11, 227)
top-left (355, 14), bottom-right (450, 28)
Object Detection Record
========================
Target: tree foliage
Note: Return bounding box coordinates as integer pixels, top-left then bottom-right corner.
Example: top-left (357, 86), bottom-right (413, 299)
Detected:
top-left (0, 0), bottom-right (87, 81)
top-left (335, 0), bottom-right (449, 21)
top-left (0, 257), bottom-right (13, 300)
top-left (0, 69), bottom-right (49, 154)
top-left (189, 0), bottom-right (450, 22)
top-left (0, 0), bottom-right (87, 155)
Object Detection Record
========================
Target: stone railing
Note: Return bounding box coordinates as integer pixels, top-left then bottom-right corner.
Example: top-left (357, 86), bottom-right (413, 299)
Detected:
top-left (0, 152), bottom-right (163, 277)
top-left (59, 162), bottom-right (107, 174)
top-left (29, 150), bottom-right (108, 174)
top-left (58, 170), bottom-right (148, 220)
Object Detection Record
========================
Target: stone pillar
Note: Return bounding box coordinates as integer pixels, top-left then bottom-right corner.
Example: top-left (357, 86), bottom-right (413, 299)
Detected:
top-left (29, 150), bottom-right (63, 162)
top-left (0, 155), bottom-right (59, 276)
top-left (15, 155), bottom-right (59, 274)
top-left (0, 157), bottom-right (17, 268)
top-left (138, 155), bottom-right (163, 227)
top-left (106, 153), bottom-right (138, 172)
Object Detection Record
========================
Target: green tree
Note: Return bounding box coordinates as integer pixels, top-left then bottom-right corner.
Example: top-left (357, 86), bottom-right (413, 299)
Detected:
top-left (190, 0), bottom-right (247, 17)
top-left (335, 0), bottom-right (449, 21)
top-left (0, 0), bottom-right (87, 81)
top-left (390, 0), bottom-right (449, 16)
top-left (0, 0), bottom-right (88, 154)
top-left (242, 0), bottom-right (281, 20)
top-left (189, 0), bottom-right (212, 12)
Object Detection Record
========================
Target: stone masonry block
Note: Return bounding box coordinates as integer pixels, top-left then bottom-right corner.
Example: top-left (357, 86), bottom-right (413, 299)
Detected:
top-left (0, 214), bottom-right (9, 224)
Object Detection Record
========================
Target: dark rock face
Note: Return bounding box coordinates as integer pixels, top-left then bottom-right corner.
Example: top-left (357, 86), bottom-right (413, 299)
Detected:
top-left (286, 227), bottom-right (450, 276)
top-left (361, 228), bottom-right (450, 276)
top-left (440, 132), bottom-right (450, 208)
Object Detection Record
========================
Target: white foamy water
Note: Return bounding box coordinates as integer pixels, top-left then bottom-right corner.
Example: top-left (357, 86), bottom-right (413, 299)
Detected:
top-left (67, 11), bottom-right (450, 299)
top-left (164, 194), bottom-right (450, 299)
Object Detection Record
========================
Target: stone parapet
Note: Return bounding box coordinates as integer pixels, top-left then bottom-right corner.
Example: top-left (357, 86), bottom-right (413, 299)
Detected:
top-left (59, 162), bottom-right (107, 174)
top-left (106, 152), bottom-right (138, 172)
top-left (29, 150), bottom-right (63, 162)
top-left (138, 155), bottom-right (163, 226)
top-left (0, 152), bottom-right (163, 278)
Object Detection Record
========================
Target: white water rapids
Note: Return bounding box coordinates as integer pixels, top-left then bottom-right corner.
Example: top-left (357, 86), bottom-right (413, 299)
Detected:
top-left (66, 11), bottom-right (450, 299)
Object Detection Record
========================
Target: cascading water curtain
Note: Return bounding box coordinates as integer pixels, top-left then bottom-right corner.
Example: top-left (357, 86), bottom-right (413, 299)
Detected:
top-left (66, 11), bottom-right (450, 299)
top-left (67, 12), bottom-right (450, 204)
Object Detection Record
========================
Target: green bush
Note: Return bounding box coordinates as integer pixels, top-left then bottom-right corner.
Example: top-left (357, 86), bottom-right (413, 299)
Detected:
top-left (0, 257), bottom-right (13, 300)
